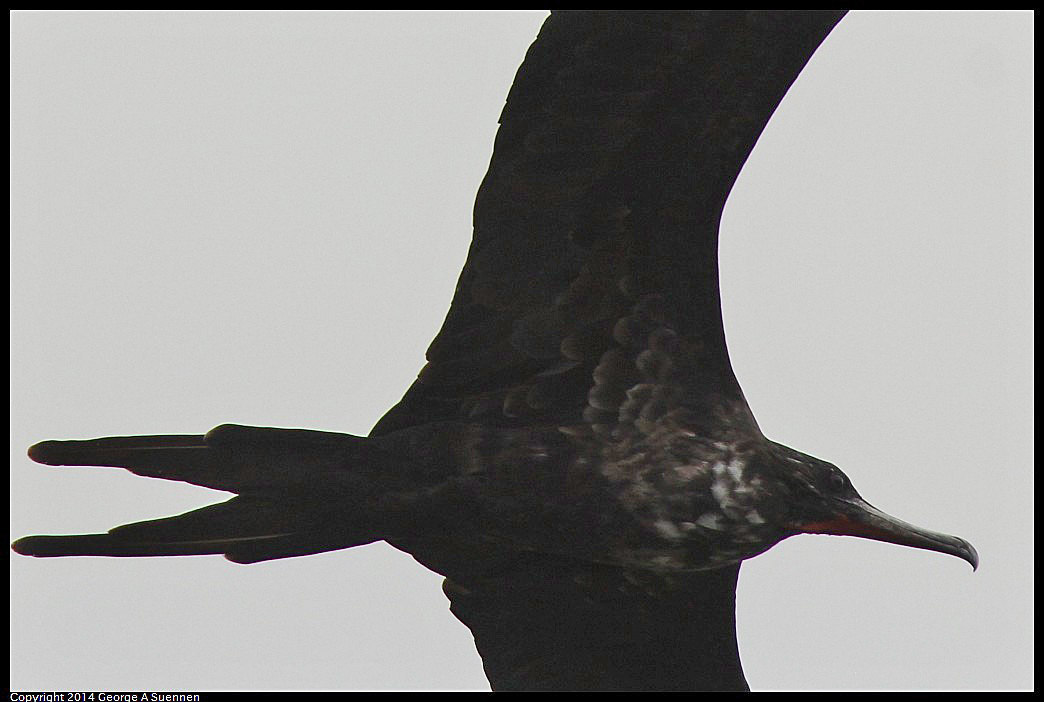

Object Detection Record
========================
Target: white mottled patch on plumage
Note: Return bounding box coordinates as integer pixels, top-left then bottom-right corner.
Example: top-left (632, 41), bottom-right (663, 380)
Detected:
top-left (654, 519), bottom-right (683, 540)
top-left (598, 418), bottom-right (779, 569)
top-left (710, 458), bottom-right (749, 512)
top-left (672, 464), bottom-right (703, 481)
top-left (710, 479), bottom-right (729, 504)
top-left (696, 512), bottom-right (725, 530)
top-left (699, 455), bottom-right (773, 544)
top-left (726, 460), bottom-right (745, 481)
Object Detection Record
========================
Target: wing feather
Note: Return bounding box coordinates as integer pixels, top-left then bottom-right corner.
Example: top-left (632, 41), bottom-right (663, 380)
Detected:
top-left (400, 543), bottom-right (747, 691)
top-left (372, 11), bottom-right (846, 438)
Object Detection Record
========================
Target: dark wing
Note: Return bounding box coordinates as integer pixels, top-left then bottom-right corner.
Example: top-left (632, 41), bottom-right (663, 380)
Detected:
top-left (373, 10), bottom-right (847, 691)
top-left (413, 545), bottom-right (744, 691)
top-left (372, 10), bottom-right (846, 439)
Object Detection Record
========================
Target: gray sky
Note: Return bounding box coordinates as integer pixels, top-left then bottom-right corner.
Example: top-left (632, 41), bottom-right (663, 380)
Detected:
top-left (10, 10), bottom-right (1033, 691)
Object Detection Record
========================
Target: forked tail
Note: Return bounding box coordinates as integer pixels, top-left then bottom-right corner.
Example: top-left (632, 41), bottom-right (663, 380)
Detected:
top-left (13, 424), bottom-right (404, 563)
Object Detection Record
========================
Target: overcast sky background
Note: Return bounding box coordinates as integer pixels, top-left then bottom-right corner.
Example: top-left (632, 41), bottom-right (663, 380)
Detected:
top-left (10, 10), bottom-right (1032, 691)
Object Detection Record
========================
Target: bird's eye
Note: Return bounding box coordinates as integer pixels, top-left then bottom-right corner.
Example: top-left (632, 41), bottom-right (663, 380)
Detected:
top-left (828, 472), bottom-right (846, 493)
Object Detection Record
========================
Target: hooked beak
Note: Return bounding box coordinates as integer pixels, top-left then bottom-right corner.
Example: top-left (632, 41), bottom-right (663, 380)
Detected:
top-left (800, 496), bottom-right (978, 570)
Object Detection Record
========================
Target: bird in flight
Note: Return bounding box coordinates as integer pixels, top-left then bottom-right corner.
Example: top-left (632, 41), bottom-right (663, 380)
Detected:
top-left (14, 10), bottom-right (978, 691)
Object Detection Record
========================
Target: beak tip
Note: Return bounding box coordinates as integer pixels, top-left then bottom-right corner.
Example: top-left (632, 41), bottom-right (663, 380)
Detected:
top-left (959, 538), bottom-right (979, 571)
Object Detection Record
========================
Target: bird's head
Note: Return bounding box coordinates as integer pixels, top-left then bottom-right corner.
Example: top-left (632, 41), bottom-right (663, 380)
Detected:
top-left (750, 442), bottom-right (978, 570)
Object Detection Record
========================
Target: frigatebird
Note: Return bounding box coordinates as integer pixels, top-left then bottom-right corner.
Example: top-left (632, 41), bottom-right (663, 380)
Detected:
top-left (12, 10), bottom-right (978, 691)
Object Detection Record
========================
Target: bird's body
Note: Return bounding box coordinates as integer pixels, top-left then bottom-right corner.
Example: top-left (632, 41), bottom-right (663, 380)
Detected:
top-left (13, 10), bottom-right (979, 691)
top-left (380, 412), bottom-right (782, 574)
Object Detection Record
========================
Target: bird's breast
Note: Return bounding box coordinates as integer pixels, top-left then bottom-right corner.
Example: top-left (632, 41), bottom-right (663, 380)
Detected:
top-left (423, 423), bottom-right (785, 570)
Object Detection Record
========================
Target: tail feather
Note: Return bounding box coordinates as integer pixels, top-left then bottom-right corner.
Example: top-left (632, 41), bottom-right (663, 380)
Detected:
top-left (13, 496), bottom-right (304, 558)
top-left (15, 423), bottom-right (401, 562)
top-left (28, 433), bottom-right (206, 463)
top-left (108, 496), bottom-right (297, 542)
top-left (225, 534), bottom-right (381, 564)
top-left (28, 434), bottom-right (217, 484)
top-left (26, 423), bottom-right (382, 493)
top-left (11, 532), bottom-right (291, 558)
